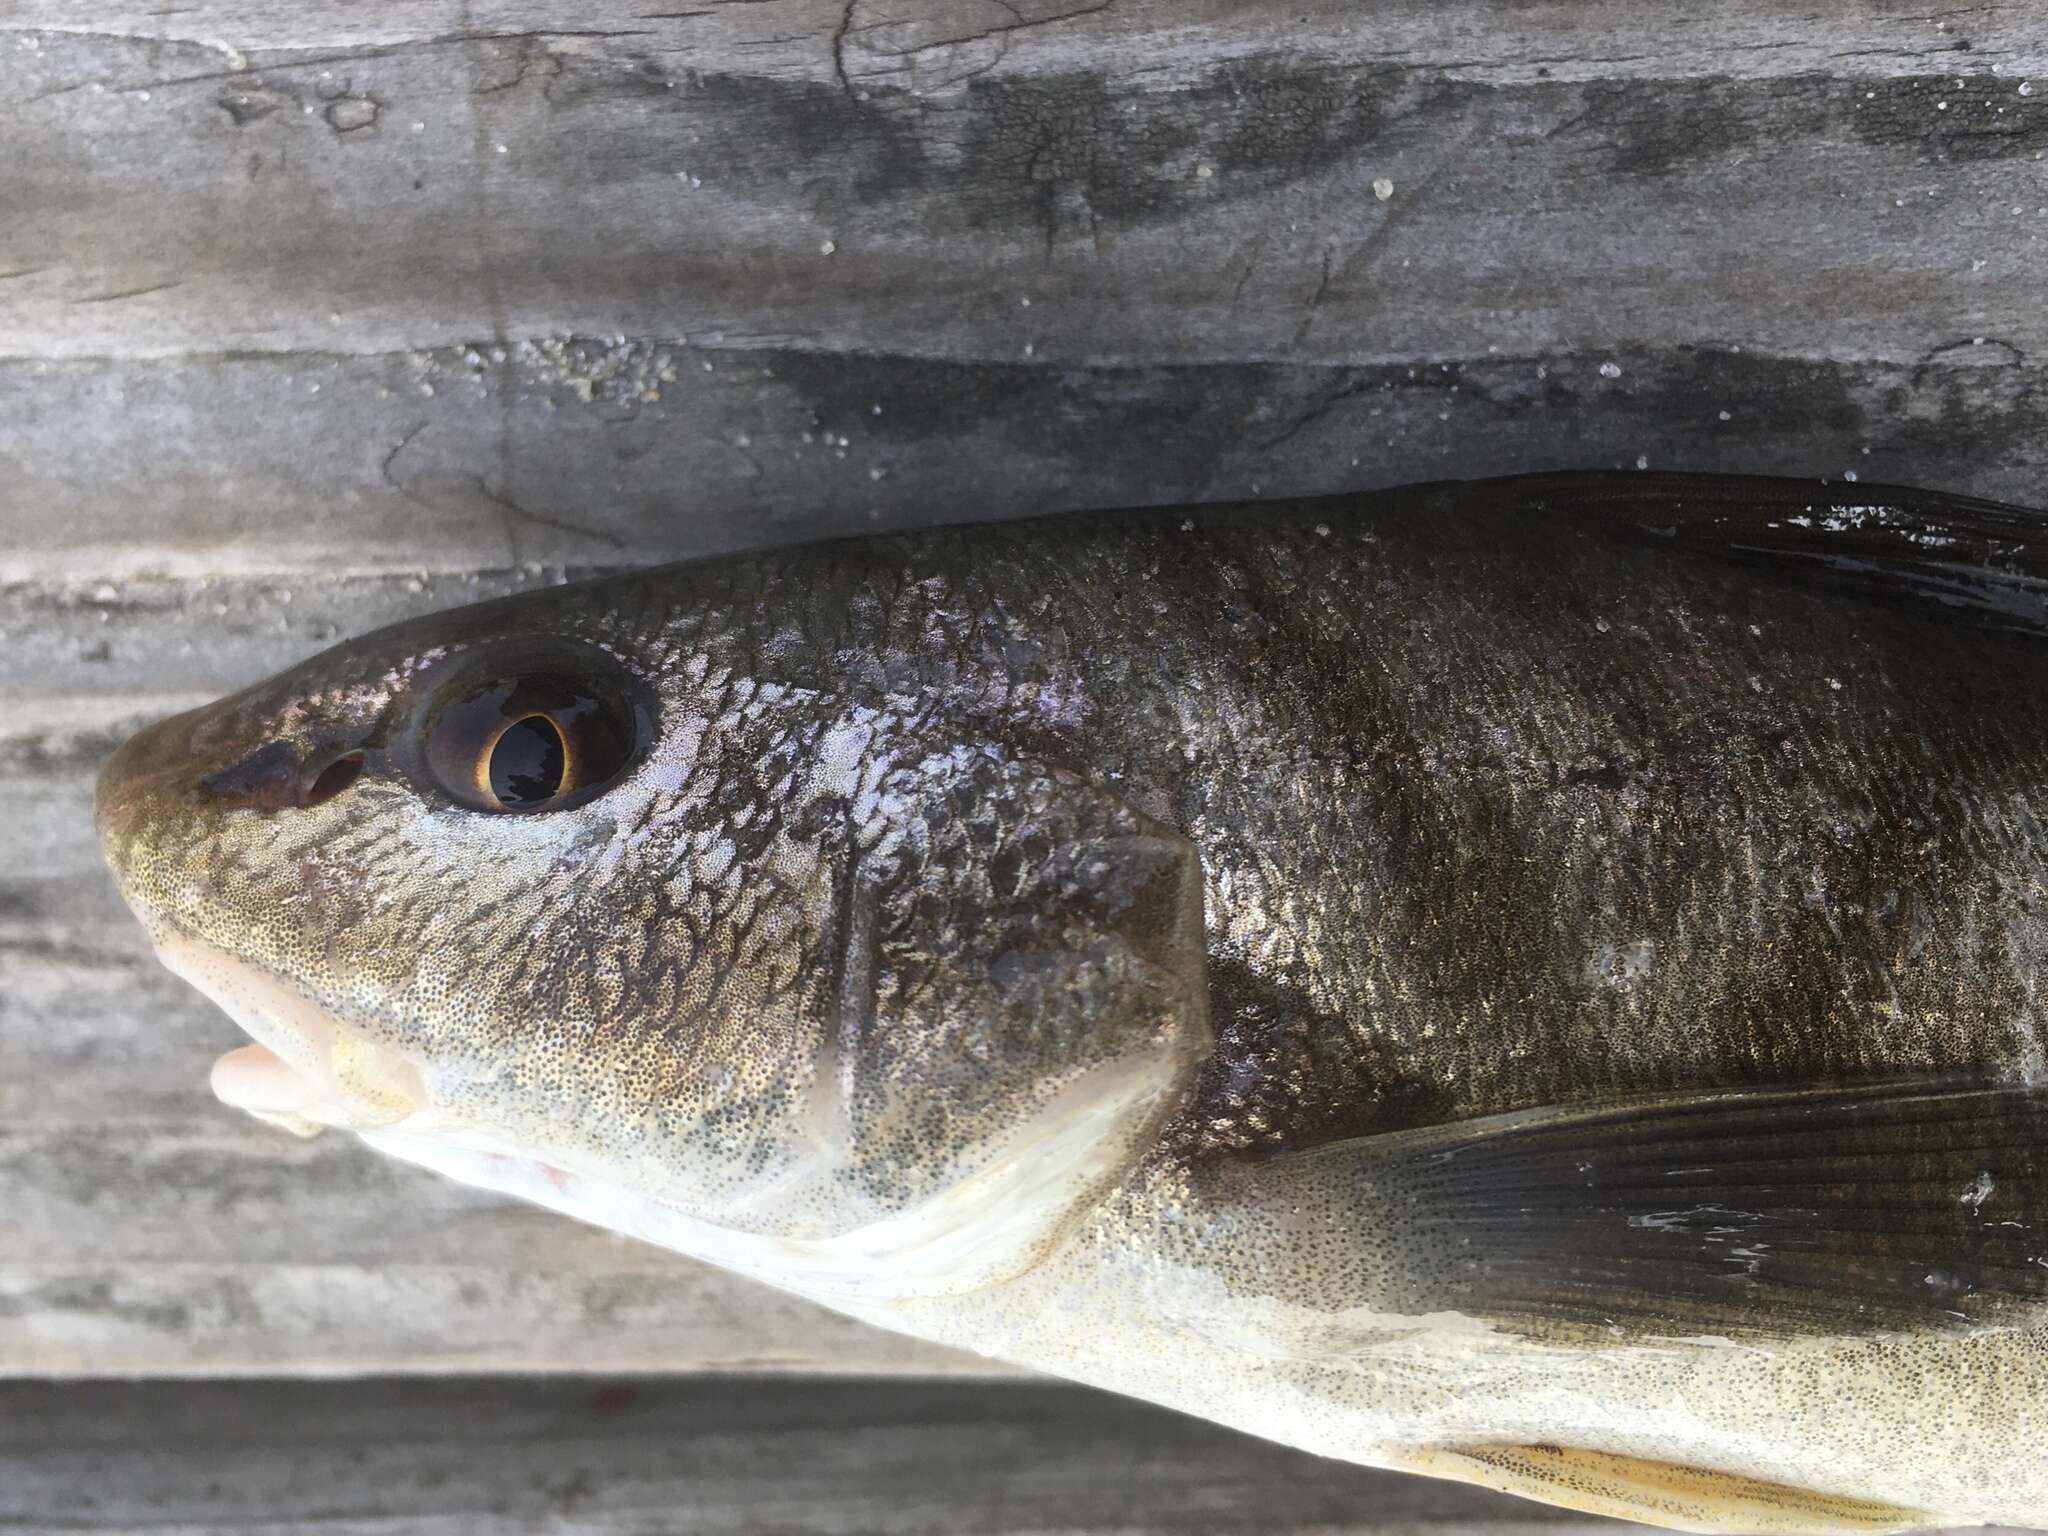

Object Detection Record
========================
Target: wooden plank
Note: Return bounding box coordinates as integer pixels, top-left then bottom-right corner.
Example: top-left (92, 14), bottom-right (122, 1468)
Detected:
top-left (2, 1374), bottom-right (1981, 1536)
top-left (8, 347), bottom-right (2048, 580)
top-left (19, 48), bottom-right (2048, 364)
top-left (0, 1375), bottom-right (2031, 1535)
top-left (7, 5), bottom-right (2048, 576)
top-left (9, 0), bottom-right (2046, 90)
top-left (5, 1), bottom-right (2047, 364)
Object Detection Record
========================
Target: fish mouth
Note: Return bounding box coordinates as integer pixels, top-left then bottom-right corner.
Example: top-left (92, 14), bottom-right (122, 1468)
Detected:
top-left (151, 925), bottom-right (428, 1138)
top-left (149, 921), bottom-right (1170, 1306)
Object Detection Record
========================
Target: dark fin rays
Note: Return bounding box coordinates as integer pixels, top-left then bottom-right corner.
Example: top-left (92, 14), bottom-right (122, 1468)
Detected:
top-left (1492, 472), bottom-right (2048, 641)
top-left (1273, 1078), bottom-right (2048, 1339)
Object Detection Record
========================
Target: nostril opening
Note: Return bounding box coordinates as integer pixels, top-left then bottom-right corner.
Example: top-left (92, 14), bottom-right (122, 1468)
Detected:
top-left (301, 753), bottom-right (365, 808)
top-left (197, 739), bottom-right (300, 810)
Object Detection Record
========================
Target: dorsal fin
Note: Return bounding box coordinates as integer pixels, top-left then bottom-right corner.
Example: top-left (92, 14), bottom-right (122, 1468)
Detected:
top-left (1481, 472), bottom-right (2048, 640)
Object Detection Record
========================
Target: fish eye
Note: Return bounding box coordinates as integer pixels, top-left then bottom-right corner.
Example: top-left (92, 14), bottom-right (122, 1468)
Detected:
top-left (417, 664), bottom-right (643, 813)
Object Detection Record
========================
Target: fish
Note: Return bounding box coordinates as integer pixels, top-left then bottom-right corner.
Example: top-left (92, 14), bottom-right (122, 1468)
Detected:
top-left (94, 470), bottom-right (2048, 1533)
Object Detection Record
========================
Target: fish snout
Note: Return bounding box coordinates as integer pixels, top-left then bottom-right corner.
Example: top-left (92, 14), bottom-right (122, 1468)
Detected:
top-left (95, 698), bottom-right (371, 911)
top-left (95, 706), bottom-right (210, 873)
top-left (97, 701), bottom-right (426, 1135)
top-left (104, 696), bottom-right (364, 823)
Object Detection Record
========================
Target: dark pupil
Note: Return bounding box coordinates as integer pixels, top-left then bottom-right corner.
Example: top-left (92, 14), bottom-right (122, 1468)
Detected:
top-left (490, 716), bottom-right (567, 806)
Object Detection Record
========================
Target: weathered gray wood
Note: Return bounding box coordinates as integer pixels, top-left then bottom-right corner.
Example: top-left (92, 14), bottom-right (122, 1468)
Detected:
top-left (0, 1376), bottom-right (1564, 1533)
top-left (7, 5), bottom-right (2048, 576)
top-left (12, 23), bottom-right (2047, 363)
top-left (7, 1374), bottom-right (2023, 1536)
top-left (10, 0), bottom-right (2046, 94)
top-left (9, 347), bottom-right (2048, 581)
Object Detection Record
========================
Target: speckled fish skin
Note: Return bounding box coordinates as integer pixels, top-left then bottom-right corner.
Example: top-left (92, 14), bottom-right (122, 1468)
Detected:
top-left (96, 473), bottom-right (2048, 1531)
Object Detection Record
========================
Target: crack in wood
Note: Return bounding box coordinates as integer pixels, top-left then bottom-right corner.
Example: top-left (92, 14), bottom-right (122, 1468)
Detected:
top-left (69, 281), bottom-right (183, 305)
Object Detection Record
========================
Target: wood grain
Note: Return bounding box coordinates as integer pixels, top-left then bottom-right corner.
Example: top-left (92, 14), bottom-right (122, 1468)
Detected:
top-left (7, 3), bottom-right (2048, 577)
top-left (10, 345), bottom-right (2048, 583)
top-left (0, 1376), bottom-right (1645, 1535)
top-left (0, 1374), bottom-right (2030, 1535)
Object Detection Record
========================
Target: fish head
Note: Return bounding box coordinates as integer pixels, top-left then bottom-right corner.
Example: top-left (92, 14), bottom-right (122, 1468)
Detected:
top-left (95, 569), bottom-right (1210, 1301)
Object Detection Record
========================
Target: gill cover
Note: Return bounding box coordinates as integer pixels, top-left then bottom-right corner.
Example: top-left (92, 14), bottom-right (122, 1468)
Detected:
top-left (375, 740), bottom-right (1213, 1300)
top-left (636, 736), bottom-right (1213, 1296)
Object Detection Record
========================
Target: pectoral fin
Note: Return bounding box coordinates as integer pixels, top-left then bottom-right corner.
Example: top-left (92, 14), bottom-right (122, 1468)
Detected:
top-left (1385, 1444), bottom-right (1932, 1534)
top-left (1250, 1078), bottom-right (2048, 1339)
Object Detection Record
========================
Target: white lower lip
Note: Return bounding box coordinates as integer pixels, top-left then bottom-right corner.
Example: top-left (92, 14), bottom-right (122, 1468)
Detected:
top-left (156, 931), bottom-right (423, 1134)
top-left (212, 1040), bottom-right (325, 1114)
